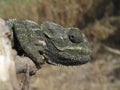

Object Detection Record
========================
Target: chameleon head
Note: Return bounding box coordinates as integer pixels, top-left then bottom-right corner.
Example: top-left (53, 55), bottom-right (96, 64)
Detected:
top-left (41, 21), bottom-right (92, 66)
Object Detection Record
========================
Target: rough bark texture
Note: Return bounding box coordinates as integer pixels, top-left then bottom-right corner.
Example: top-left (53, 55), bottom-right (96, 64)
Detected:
top-left (0, 18), bottom-right (38, 90)
top-left (0, 18), bottom-right (20, 90)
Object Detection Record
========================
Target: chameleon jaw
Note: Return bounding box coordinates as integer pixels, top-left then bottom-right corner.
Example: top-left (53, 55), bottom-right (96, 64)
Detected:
top-left (45, 54), bottom-right (91, 66)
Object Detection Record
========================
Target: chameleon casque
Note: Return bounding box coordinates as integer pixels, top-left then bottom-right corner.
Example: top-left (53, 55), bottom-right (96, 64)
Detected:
top-left (6, 19), bottom-right (92, 68)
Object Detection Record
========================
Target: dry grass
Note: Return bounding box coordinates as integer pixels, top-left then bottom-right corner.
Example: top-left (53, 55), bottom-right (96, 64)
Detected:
top-left (0, 0), bottom-right (93, 27)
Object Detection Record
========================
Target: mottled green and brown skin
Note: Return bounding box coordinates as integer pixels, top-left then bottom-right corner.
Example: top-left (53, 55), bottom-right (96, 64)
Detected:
top-left (6, 19), bottom-right (92, 67)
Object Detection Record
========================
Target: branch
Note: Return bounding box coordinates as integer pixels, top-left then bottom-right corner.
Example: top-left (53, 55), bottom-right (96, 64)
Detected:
top-left (0, 18), bottom-right (20, 90)
top-left (0, 18), bottom-right (38, 90)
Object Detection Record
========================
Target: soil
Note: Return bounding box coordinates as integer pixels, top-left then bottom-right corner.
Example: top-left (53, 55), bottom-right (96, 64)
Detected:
top-left (18, 49), bottom-right (120, 90)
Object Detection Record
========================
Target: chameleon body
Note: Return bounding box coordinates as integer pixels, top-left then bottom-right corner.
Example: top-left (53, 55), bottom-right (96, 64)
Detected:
top-left (6, 19), bottom-right (92, 67)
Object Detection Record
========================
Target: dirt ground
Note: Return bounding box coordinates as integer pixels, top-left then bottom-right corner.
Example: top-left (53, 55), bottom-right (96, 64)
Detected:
top-left (22, 49), bottom-right (120, 90)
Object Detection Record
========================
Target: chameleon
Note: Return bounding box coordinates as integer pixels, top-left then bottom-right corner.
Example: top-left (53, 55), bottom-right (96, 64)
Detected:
top-left (6, 19), bottom-right (92, 68)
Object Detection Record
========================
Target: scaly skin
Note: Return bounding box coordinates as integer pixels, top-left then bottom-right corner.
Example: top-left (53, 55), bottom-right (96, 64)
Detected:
top-left (6, 19), bottom-right (92, 68)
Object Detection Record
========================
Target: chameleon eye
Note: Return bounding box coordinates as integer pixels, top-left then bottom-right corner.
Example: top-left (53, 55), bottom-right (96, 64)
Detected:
top-left (68, 28), bottom-right (83, 43)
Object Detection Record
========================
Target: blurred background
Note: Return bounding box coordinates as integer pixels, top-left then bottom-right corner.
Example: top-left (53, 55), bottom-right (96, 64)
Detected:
top-left (0, 0), bottom-right (120, 90)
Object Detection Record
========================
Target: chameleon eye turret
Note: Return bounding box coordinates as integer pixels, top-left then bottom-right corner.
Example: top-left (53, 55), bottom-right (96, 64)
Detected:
top-left (68, 28), bottom-right (83, 44)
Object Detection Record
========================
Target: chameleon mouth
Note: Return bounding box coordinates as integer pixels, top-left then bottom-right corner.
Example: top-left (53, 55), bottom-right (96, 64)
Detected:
top-left (46, 54), bottom-right (91, 66)
top-left (43, 43), bottom-right (92, 66)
